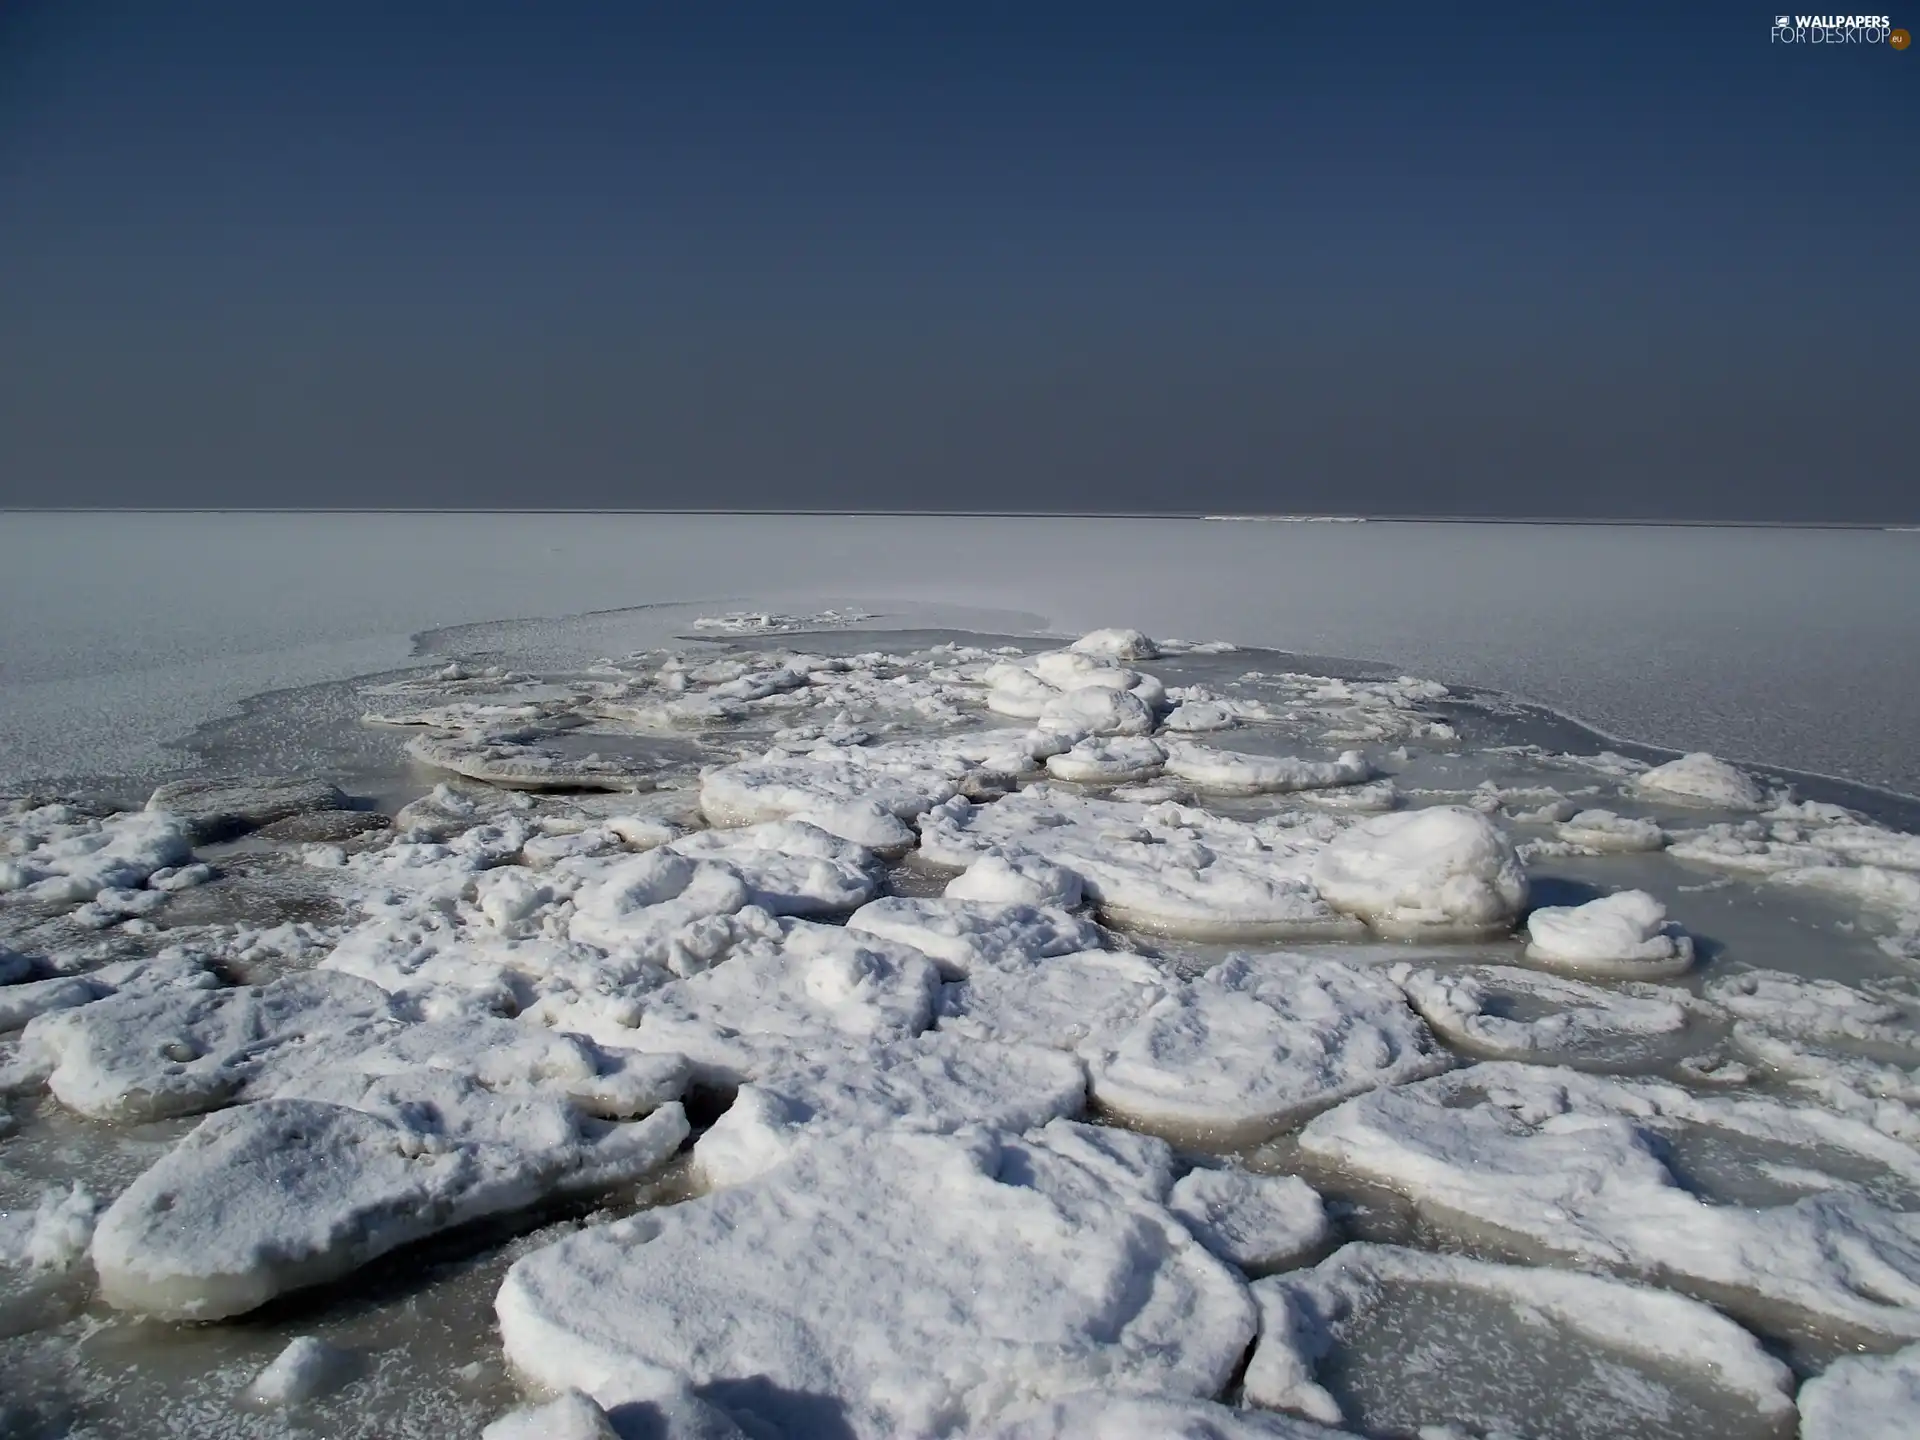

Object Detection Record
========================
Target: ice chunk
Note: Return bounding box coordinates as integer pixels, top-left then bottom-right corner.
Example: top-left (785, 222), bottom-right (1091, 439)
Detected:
top-left (699, 753), bottom-right (962, 827)
top-left (481, 1390), bottom-right (621, 1440)
top-left (496, 1126), bottom-right (1255, 1437)
top-left (0, 950), bottom-right (217, 1033)
top-left (24, 970), bottom-right (397, 1122)
top-left (1069, 627), bottom-right (1160, 661)
top-left (145, 776), bottom-right (349, 844)
top-left (668, 821), bottom-right (880, 916)
top-left (0, 1185), bottom-right (98, 1274)
top-left (935, 948), bottom-right (1171, 1051)
top-left (0, 806), bottom-right (192, 905)
top-left (1397, 964), bottom-right (1696, 1059)
top-left (1798, 1343), bottom-right (1920, 1440)
top-left (1243, 1243), bottom-right (1795, 1436)
top-left (1524, 890), bottom-right (1693, 978)
top-left (1164, 744), bottom-right (1371, 795)
top-left (1084, 954), bottom-right (1452, 1146)
top-left (246, 1336), bottom-right (354, 1407)
top-left (692, 1031), bottom-right (1086, 1187)
top-left (1045, 735), bottom-right (1167, 784)
top-left (567, 848), bottom-right (756, 960)
top-left (1635, 752), bottom-right (1767, 810)
top-left (1169, 1167), bottom-right (1329, 1274)
top-left (1162, 700), bottom-right (1241, 733)
top-left (92, 1094), bottom-right (689, 1320)
top-left (1299, 1062), bottom-right (1920, 1342)
top-left (1705, 968), bottom-right (1915, 1044)
top-left (943, 851), bottom-right (1084, 908)
top-left (1310, 806), bottom-right (1528, 938)
top-left (789, 798), bottom-right (917, 854)
top-left (920, 788), bottom-right (1362, 941)
top-left (1037, 685), bottom-right (1155, 738)
top-left (1555, 808), bottom-right (1667, 852)
top-left (628, 919), bottom-right (940, 1085)
top-left (407, 729), bottom-right (661, 791)
top-left (844, 897), bottom-right (1106, 979)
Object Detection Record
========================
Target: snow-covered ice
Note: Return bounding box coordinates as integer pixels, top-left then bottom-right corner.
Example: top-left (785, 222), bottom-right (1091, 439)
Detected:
top-left (1523, 889), bottom-right (1694, 978)
top-left (1299, 1062), bottom-right (1920, 1342)
top-left (1167, 1167), bottom-right (1329, 1274)
top-left (1243, 1242), bottom-right (1795, 1437)
top-left (1396, 963), bottom-right (1697, 1059)
top-left (497, 1124), bottom-right (1255, 1438)
top-left (1310, 805), bottom-right (1528, 938)
top-left (843, 896), bottom-right (1106, 979)
top-left (1083, 954), bottom-right (1452, 1145)
top-left (1634, 752), bottom-right (1769, 811)
top-left (1797, 1342), bottom-right (1920, 1440)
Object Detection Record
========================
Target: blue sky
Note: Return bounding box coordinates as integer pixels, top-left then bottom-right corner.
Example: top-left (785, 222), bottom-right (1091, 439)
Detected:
top-left (1, 1), bottom-right (1912, 517)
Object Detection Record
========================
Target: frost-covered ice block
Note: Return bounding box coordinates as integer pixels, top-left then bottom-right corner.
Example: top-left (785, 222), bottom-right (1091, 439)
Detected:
top-left (1706, 968), bottom-right (1916, 1043)
top-left (981, 1393), bottom-right (1355, 1439)
top-left (1168, 1167), bottom-right (1329, 1274)
top-left (844, 897), bottom-right (1106, 979)
top-left (627, 918), bottom-right (941, 1085)
top-left (92, 1089), bottom-right (689, 1321)
top-left (145, 776), bottom-right (349, 844)
top-left (935, 949), bottom-right (1171, 1051)
top-left (1084, 954), bottom-right (1452, 1146)
top-left (0, 1184), bottom-right (99, 1334)
top-left (1524, 889), bottom-right (1693, 977)
top-left (1634, 752), bottom-right (1768, 810)
top-left (1163, 744), bottom-right (1370, 796)
top-left (497, 1124), bottom-right (1254, 1438)
top-left (405, 729), bottom-right (663, 791)
top-left (667, 820), bottom-right (880, 916)
top-left (1162, 699), bottom-right (1242, 733)
top-left (246, 1336), bottom-right (354, 1407)
top-left (943, 851), bottom-right (1084, 908)
top-left (1069, 627), bottom-right (1160, 661)
top-left (692, 1031), bottom-right (1086, 1187)
top-left (0, 949), bottom-right (217, 1033)
top-left (1243, 1243), bottom-right (1795, 1437)
top-left (919, 788), bottom-right (1362, 941)
top-left (1797, 1343), bottom-right (1920, 1440)
top-left (698, 753), bottom-right (962, 827)
top-left (1310, 806), bottom-right (1528, 939)
top-left (481, 1390), bottom-right (623, 1440)
top-left (1555, 807), bottom-right (1667, 852)
top-left (566, 848), bottom-right (760, 959)
top-left (0, 805), bottom-right (192, 904)
top-left (1397, 964), bottom-right (1696, 1059)
top-left (1725, 1025), bottom-right (1920, 1143)
top-left (1045, 735), bottom-right (1167, 784)
top-left (24, 970), bottom-right (398, 1122)
top-left (1298, 1062), bottom-right (1920, 1342)
top-left (1036, 685), bottom-right (1156, 737)
top-left (786, 798), bottom-right (916, 854)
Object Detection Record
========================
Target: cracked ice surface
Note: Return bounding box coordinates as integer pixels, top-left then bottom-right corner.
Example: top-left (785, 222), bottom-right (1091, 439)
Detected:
top-left (5, 621), bottom-right (1920, 1437)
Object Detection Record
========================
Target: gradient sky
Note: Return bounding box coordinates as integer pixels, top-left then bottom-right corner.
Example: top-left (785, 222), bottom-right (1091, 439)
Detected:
top-left (1, 1), bottom-right (1913, 519)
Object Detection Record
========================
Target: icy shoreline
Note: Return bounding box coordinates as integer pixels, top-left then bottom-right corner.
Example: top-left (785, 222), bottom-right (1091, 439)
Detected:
top-left (5, 620), bottom-right (1920, 1437)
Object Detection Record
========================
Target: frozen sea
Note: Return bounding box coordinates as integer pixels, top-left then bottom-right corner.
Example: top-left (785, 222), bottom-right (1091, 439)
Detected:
top-left (4, 511), bottom-right (1920, 1440)
top-left (2, 512), bottom-right (1917, 796)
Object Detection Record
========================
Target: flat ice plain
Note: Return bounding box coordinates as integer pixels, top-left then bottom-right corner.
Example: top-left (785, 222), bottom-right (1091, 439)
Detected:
top-left (2, 512), bottom-right (1919, 1438)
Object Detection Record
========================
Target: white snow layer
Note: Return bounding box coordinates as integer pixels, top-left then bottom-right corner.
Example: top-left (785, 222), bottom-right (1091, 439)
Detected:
top-left (497, 1123), bottom-right (1255, 1438)
top-left (1299, 1062), bottom-right (1920, 1341)
top-left (1634, 752), bottom-right (1768, 810)
top-left (1243, 1242), bottom-right (1795, 1431)
top-left (1523, 889), bottom-right (1693, 977)
top-left (1797, 1342), bottom-right (1920, 1440)
top-left (1309, 806), bottom-right (1528, 938)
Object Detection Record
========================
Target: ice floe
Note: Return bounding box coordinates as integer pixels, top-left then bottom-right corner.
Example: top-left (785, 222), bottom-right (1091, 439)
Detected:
top-left (691, 1031), bottom-right (1087, 1187)
top-left (497, 1123), bottom-right (1254, 1438)
top-left (933, 948), bottom-right (1171, 1052)
top-left (1634, 752), bottom-right (1769, 810)
top-left (1396, 963), bottom-right (1698, 1059)
top-left (981, 1393), bottom-right (1355, 1439)
top-left (1083, 954), bottom-right (1452, 1145)
top-left (1164, 743), bottom-right (1371, 795)
top-left (844, 896), bottom-right (1106, 978)
top-left (1167, 1167), bottom-right (1329, 1274)
top-left (1797, 1341), bottom-right (1920, 1440)
top-left (406, 729), bottom-right (662, 791)
top-left (246, 1335), bottom-right (356, 1407)
top-left (1522, 890), bottom-right (1694, 978)
top-left (1310, 806), bottom-right (1528, 939)
top-left (146, 776), bottom-right (351, 844)
top-left (943, 851), bottom-right (1085, 908)
top-left (1243, 1242), bottom-right (1795, 1436)
top-left (1299, 1061), bottom-right (1920, 1342)
top-left (1045, 735), bottom-right (1167, 784)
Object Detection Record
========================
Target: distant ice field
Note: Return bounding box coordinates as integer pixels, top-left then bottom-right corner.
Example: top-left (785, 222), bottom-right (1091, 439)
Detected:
top-left (2, 512), bottom-right (1916, 797)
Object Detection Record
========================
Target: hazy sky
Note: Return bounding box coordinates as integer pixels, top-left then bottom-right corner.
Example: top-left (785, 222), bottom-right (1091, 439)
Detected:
top-left (1, 2), bottom-right (1913, 519)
